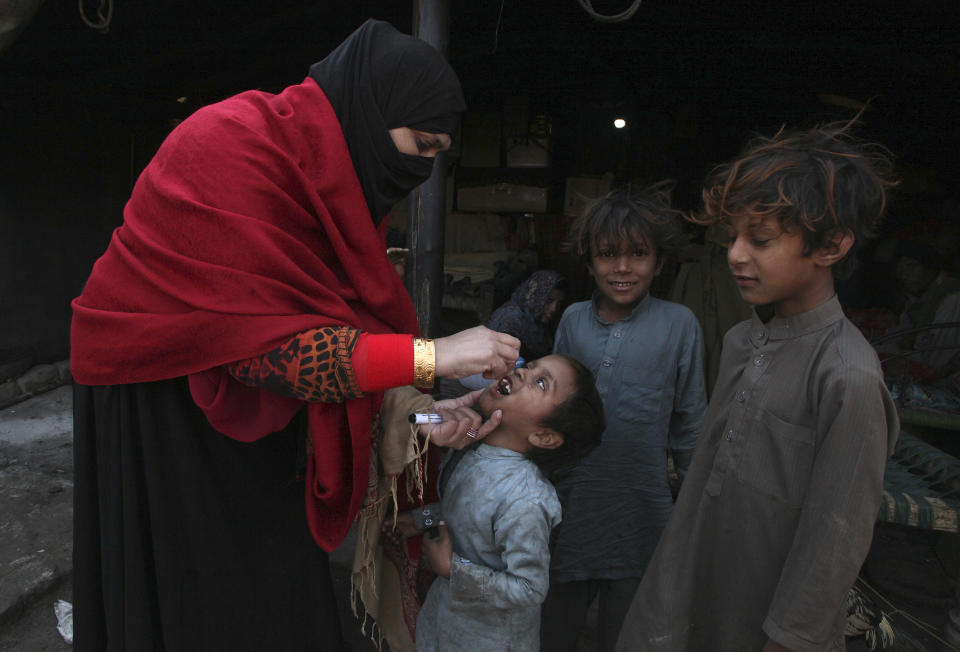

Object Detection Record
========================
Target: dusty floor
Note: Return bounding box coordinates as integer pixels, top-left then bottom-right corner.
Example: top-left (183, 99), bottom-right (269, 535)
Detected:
top-left (0, 569), bottom-right (383, 652)
top-left (0, 573), bottom-right (954, 652)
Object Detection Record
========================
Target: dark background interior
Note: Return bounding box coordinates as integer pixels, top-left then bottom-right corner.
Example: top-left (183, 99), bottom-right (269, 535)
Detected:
top-left (1, 0), bottom-right (958, 362)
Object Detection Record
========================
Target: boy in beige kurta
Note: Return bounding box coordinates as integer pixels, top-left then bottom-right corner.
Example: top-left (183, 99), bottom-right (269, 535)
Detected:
top-left (616, 123), bottom-right (900, 652)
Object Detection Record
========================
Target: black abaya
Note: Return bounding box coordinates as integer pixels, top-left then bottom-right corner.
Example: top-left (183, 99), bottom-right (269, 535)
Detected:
top-left (72, 378), bottom-right (349, 651)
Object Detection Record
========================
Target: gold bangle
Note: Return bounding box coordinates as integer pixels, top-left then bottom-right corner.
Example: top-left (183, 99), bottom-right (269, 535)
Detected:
top-left (413, 337), bottom-right (436, 388)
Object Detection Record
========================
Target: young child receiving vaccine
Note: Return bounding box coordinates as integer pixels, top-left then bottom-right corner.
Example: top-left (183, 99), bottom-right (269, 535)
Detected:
top-left (541, 186), bottom-right (707, 652)
top-left (400, 354), bottom-right (604, 652)
top-left (616, 123), bottom-right (900, 652)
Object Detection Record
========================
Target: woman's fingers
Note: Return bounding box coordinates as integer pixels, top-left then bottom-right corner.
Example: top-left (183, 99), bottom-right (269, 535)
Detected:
top-left (483, 338), bottom-right (522, 378)
top-left (474, 409), bottom-right (502, 439)
top-left (433, 388), bottom-right (485, 412)
top-left (495, 330), bottom-right (521, 352)
top-left (423, 404), bottom-right (502, 449)
top-left (491, 333), bottom-right (521, 376)
top-left (427, 406), bottom-right (481, 449)
top-left (433, 326), bottom-right (520, 379)
top-left (418, 397), bottom-right (504, 449)
top-left (449, 406), bottom-right (483, 442)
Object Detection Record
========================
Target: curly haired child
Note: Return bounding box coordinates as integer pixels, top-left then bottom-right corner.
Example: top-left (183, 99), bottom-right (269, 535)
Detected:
top-left (616, 122), bottom-right (900, 652)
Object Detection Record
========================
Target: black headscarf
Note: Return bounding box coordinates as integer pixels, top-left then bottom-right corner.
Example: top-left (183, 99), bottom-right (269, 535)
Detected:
top-left (309, 19), bottom-right (467, 225)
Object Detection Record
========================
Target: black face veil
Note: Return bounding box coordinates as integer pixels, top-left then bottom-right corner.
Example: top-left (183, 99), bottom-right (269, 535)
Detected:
top-left (309, 19), bottom-right (467, 225)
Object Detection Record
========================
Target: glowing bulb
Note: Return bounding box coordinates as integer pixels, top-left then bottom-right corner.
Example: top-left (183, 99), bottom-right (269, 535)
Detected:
top-left (613, 118), bottom-right (626, 129)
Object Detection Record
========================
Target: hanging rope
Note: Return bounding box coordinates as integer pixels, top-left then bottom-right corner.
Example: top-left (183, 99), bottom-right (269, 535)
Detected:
top-left (577, 0), bottom-right (642, 23)
top-left (78, 0), bottom-right (112, 34)
top-left (491, 0), bottom-right (506, 53)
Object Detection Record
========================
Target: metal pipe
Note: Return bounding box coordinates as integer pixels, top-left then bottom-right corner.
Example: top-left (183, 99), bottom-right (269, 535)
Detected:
top-left (408, 0), bottom-right (450, 338)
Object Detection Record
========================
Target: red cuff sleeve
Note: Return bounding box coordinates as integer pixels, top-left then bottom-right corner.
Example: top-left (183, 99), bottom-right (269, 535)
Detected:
top-left (353, 333), bottom-right (414, 392)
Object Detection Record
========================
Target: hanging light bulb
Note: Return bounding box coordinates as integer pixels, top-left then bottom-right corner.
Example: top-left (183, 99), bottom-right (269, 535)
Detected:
top-left (613, 118), bottom-right (627, 129)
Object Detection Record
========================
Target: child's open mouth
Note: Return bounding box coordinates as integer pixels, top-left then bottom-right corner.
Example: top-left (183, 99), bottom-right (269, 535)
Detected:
top-left (496, 377), bottom-right (512, 396)
top-left (611, 281), bottom-right (635, 289)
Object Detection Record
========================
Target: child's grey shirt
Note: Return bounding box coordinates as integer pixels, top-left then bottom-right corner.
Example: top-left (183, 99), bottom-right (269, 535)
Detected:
top-left (550, 292), bottom-right (707, 581)
top-left (416, 443), bottom-right (561, 652)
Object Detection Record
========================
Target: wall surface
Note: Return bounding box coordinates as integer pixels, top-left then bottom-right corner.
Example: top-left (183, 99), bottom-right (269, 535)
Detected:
top-left (1, 102), bottom-right (133, 362)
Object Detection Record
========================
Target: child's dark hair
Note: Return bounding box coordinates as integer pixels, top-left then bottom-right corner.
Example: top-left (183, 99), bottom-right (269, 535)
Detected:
top-left (526, 355), bottom-right (604, 481)
top-left (563, 181), bottom-right (686, 265)
top-left (696, 120), bottom-right (897, 280)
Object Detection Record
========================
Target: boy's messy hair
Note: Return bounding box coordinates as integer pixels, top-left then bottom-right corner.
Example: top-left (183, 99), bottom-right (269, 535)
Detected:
top-left (563, 182), bottom-right (686, 265)
top-left (696, 120), bottom-right (897, 279)
top-left (526, 355), bottom-right (604, 481)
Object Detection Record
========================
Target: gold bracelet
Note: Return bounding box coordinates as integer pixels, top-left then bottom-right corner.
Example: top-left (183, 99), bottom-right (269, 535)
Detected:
top-left (413, 337), bottom-right (436, 388)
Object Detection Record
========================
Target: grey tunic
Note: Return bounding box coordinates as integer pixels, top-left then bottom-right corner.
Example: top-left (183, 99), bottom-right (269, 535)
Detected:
top-left (416, 444), bottom-right (561, 652)
top-left (550, 293), bottom-right (707, 582)
top-left (616, 296), bottom-right (900, 652)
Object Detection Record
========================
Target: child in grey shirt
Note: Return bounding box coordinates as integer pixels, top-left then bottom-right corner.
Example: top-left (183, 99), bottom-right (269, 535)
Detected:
top-left (406, 354), bottom-right (603, 652)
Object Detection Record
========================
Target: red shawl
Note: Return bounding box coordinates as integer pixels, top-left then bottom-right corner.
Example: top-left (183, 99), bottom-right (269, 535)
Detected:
top-left (70, 79), bottom-right (421, 551)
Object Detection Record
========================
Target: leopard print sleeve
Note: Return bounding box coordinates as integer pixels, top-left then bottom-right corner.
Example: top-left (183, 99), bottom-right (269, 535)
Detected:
top-left (226, 326), bottom-right (364, 403)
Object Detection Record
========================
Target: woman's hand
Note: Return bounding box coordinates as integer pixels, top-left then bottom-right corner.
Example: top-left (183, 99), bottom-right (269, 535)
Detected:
top-left (421, 523), bottom-right (452, 579)
top-left (434, 326), bottom-right (520, 380)
top-left (418, 389), bottom-right (503, 449)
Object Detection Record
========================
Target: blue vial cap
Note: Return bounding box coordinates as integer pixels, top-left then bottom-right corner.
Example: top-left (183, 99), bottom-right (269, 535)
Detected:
top-left (515, 356), bottom-right (526, 368)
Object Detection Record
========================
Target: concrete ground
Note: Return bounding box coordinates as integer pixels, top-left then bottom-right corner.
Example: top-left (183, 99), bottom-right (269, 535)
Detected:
top-left (0, 386), bottom-right (73, 650)
top-left (0, 386), bottom-right (382, 651)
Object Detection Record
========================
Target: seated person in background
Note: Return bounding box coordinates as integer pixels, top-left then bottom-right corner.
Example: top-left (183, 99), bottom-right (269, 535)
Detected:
top-left (396, 354), bottom-right (604, 652)
top-left (879, 239), bottom-right (960, 382)
top-left (460, 270), bottom-right (568, 390)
